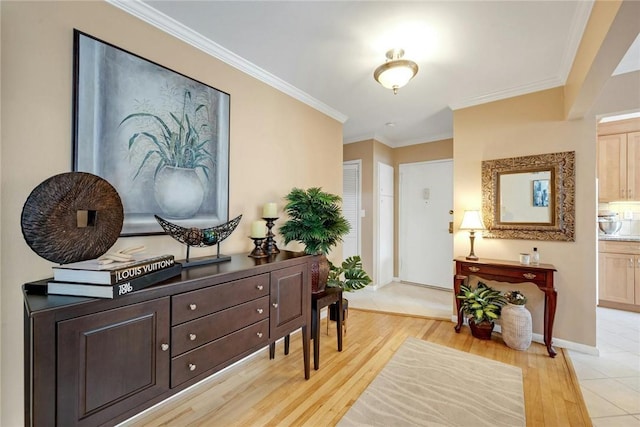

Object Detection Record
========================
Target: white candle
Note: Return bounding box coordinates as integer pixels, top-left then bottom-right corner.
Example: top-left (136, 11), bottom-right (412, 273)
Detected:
top-left (263, 202), bottom-right (277, 218)
top-left (251, 220), bottom-right (266, 238)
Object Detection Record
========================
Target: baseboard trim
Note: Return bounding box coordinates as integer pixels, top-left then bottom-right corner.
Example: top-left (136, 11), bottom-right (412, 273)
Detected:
top-left (449, 316), bottom-right (599, 356)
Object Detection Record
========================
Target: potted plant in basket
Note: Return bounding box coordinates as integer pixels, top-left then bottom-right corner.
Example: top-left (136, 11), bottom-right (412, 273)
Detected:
top-left (501, 290), bottom-right (532, 350)
top-left (279, 187), bottom-right (350, 293)
top-left (456, 282), bottom-right (506, 340)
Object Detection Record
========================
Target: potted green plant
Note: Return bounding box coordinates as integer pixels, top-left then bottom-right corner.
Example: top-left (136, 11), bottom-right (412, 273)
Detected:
top-left (326, 255), bottom-right (372, 322)
top-left (456, 282), bottom-right (506, 340)
top-left (327, 256), bottom-right (372, 292)
top-left (279, 187), bottom-right (350, 293)
top-left (120, 88), bottom-right (215, 219)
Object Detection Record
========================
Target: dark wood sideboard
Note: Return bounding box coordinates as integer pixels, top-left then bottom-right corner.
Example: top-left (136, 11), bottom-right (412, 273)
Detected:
top-left (453, 257), bottom-right (558, 357)
top-left (23, 251), bottom-right (311, 427)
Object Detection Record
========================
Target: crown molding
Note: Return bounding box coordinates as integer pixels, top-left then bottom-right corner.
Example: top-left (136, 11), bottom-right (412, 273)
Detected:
top-left (558, 0), bottom-right (594, 83)
top-left (393, 132), bottom-right (454, 148)
top-left (106, 0), bottom-right (348, 124)
top-left (449, 76), bottom-right (564, 111)
top-left (450, 1), bottom-right (593, 111)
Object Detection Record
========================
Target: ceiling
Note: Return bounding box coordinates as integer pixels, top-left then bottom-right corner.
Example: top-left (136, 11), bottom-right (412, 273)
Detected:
top-left (113, 1), bottom-right (639, 147)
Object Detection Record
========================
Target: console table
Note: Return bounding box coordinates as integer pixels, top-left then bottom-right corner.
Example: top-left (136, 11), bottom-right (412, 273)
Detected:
top-left (23, 252), bottom-right (311, 426)
top-left (453, 257), bottom-right (558, 357)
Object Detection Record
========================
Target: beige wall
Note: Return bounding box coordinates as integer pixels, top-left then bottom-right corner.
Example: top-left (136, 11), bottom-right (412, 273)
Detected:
top-left (454, 86), bottom-right (598, 345)
top-left (0, 2), bottom-right (343, 425)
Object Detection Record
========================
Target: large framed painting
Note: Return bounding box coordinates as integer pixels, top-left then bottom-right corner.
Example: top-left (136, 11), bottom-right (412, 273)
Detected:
top-left (73, 30), bottom-right (230, 236)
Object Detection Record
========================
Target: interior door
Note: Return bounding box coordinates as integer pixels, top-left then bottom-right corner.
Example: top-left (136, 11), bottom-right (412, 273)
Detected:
top-left (399, 160), bottom-right (453, 289)
top-left (342, 161), bottom-right (361, 259)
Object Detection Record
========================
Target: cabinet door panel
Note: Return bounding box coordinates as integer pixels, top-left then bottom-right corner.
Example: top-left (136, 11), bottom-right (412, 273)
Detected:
top-left (57, 298), bottom-right (170, 426)
top-left (270, 264), bottom-right (309, 338)
top-left (599, 253), bottom-right (635, 304)
top-left (598, 133), bottom-right (626, 202)
top-left (628, 132), bottom-right (640, 201)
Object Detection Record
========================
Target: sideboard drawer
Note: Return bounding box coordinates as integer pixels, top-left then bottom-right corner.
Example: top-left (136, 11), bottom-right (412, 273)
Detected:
top-left (459, 262), bottom-right (549, 286)
top-left (171, 296), bottom-right (269, 356)
top-left (172, 274), bottom-right (269, 325)
top-left (171, 319), bottom-right (269, 387)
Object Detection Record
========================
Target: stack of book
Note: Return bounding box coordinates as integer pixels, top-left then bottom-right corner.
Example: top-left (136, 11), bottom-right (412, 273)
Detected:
top-left (30, 254), bottom-right (182, 299)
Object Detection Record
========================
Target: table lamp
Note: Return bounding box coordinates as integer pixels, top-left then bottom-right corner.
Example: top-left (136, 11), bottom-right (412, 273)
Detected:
top-left (460, 210), bottom-right (485, 261)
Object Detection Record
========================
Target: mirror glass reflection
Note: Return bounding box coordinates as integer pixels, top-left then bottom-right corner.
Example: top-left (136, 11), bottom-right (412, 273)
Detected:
top-left (498, 170), bottom-right (553, 224)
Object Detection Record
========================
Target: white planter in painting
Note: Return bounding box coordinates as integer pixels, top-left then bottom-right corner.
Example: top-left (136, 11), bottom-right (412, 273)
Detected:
top-left (154, 166), bottom-right (204, 219)
top-left (501, 303), bottom-right (532, 351)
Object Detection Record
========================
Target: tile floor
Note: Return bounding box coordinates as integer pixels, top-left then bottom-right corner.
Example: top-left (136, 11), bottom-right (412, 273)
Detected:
top-left (345, 282), bottom-right (640, 426)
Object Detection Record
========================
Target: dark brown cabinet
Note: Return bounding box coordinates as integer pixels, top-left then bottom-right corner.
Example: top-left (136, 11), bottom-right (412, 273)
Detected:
top-left (24, 252), bottom-right (310, 426)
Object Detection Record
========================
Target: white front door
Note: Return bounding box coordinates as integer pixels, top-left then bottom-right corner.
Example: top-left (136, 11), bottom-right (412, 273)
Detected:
top-left (399, 160), bottom-right (453, 289)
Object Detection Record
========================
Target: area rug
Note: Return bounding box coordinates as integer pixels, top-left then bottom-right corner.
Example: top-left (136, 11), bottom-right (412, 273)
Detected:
top-left (338, 337), bottom-right (525, 426)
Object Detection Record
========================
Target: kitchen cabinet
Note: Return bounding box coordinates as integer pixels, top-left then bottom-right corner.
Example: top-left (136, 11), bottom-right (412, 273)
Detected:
top-left (597, 118), bottom-right (640, 202)
top-left (24, 252), bottom-right (311, 426)
top-left (598, 240), bottom-right (640, 312)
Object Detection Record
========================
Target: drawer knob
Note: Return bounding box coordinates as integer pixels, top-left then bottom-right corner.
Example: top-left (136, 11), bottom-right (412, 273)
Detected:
top-left (257, 308), bottom-right (264, 314)
top-left (161, 343), bottom-right (169, 352)
top-left (523, 273), bottom-right (536, 280)
top-left (189, 303), bottom-right (197, 311)
top-left (272, 303), bottom-right (278, 308)
top-left (189, 363), bottom-right (196, 372)
top-left (257, 284), bottom-right (264, 291)
top-left (257, 332), bottom-right (263, 338)
top-left (189, 333), bottom-right (197, 341)
top-left (468, 266), bottom-right (480, 272)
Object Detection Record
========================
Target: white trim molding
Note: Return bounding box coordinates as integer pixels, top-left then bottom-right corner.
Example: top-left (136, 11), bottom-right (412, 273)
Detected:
top-left (106, 0), bottom-right (348, 124)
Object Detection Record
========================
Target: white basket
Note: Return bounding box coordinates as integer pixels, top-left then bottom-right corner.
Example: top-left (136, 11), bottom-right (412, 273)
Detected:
top-left (501, 303), bottom-right (532, 350)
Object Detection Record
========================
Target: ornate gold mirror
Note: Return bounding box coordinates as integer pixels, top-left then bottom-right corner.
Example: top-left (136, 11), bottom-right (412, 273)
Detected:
top-left (481, 151), bottom-right (575, 241)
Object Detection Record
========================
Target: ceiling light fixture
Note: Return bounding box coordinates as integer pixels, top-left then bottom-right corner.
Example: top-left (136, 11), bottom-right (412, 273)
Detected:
top-left (373, 48), bottom-right (418, 95)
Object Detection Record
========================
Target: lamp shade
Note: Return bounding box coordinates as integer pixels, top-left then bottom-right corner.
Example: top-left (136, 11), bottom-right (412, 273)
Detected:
top-left (460, 210), bottom-right (485, 231)
top-left (373, 49), bottom-right (418, 94)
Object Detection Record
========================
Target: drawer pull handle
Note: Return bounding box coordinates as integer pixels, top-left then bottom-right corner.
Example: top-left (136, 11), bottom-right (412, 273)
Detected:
top-left (257, 308), bottom-right (264, 314)
top-left (189, 303), bottom-right (197, 311)
top-left (189, 333), bottom-right (197, 341)
top-left (468, 266), bottom-right (480, 272)
top-left (257, 285), bottom-right (264, 291)
top-left (189, 363), bottom-right (196, 372)
top-left (257, 332), bottom-right (263, 338)
top-left (523, 273), bottom-right (536, 280)
top-left (161, 343), bottom-right (169, 352)
top-left (272, 303), bottom-right (278, 308)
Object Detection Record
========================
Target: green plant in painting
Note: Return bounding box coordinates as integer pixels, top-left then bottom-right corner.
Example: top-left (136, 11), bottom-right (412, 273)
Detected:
top-left (120, 89), bottom-right (214, 180)
top-left (279, 187), bottom-right (350, 255)
top-left (327, 255), bottom-right (372, 292)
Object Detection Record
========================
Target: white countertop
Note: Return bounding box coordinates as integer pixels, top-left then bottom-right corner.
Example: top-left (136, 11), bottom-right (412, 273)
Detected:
top-left (599, 234), bottom-right (640, 242)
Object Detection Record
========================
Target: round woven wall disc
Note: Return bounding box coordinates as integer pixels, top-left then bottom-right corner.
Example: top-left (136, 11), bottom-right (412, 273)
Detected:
top-left (21, 172), bottom-right (124, 265)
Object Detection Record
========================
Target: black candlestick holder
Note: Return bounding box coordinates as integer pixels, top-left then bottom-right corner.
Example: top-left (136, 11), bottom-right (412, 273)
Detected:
top-left (262, 217), bottom-right (280, 255)
top-left (248, 237), bottom-right (268, 258)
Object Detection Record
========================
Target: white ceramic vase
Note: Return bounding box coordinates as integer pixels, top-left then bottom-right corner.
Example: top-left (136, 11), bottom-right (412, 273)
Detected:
top-left (501, 303), bottom-right (532, 350)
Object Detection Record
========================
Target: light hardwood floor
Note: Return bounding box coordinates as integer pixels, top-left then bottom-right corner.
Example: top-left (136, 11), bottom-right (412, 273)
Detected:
top-left (123, 309), bottom-right (591, 426)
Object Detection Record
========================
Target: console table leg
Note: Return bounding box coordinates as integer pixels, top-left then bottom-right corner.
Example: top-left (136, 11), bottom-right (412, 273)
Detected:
top-left (284, 334), bottom-right (290, 355)
top-left (544, 288), bottom-right (558, 358)
top-left (269, 343), bottom-right (275, 359)
top-left (453, 275), bottom-right (466, 333)
top-left (313, 304), bottom-right (320, 370)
